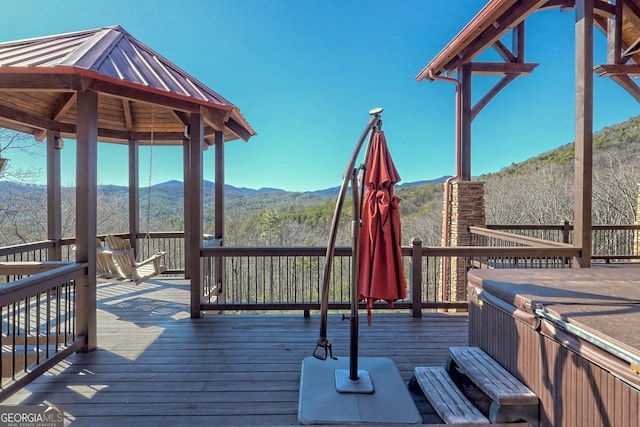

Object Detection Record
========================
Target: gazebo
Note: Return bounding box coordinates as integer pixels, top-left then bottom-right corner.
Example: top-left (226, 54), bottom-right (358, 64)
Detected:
top-left (0, 25), bottom-right (256, 350)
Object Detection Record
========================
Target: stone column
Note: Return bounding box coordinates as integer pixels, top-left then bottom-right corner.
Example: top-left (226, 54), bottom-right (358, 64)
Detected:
top-left (442, 181), bottom-right (486, 302)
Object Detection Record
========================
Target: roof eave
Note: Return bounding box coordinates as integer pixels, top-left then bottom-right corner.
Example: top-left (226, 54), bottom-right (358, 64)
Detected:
top-left (417, 0), bottom-right (519, 81)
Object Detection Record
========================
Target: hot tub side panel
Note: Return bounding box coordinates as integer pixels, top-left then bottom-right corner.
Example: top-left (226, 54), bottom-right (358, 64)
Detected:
top-left (468, 284), bottom-right (639, 427)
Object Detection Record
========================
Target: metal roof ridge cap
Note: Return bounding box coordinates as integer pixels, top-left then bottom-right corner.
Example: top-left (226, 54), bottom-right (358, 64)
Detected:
top-left (116, 30), bottom-right (236, 107)
top-left (58, 27), bottom-right (124, 70)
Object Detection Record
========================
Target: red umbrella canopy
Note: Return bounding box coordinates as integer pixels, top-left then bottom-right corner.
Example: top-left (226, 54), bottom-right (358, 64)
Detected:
top-left (358, 130), bottom-right (406, 325)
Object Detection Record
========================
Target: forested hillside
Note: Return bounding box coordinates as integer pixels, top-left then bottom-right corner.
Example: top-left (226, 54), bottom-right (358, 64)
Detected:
top-left (1, 115), bottom-right (640, 247)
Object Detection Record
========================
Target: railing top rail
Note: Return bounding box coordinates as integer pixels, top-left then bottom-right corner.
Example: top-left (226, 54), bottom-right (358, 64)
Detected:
top-left (201, 246), bottom-right (353, 257)
top-left (470, 226), bottom-right (573, 248)
top-left (202, 243), bottom-right (580, 258)
top-left (0, 261), bottom-right (72, 276)
top-left (421, 245), bottom-right (581, 257)
top-left (487, 223), bottom-right (640, 231)
top-left (0, 262), bottom-right (87, 304)
top-left (0, 240), bottom-right (54, 257)
top-left (590, 224), bottom-right (640, 230)
top-left (487, 224), bottom-right (568, 231)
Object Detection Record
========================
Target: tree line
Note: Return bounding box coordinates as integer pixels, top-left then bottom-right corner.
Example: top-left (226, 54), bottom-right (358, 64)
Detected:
top-left (2, 114), bottom-right (640, 248)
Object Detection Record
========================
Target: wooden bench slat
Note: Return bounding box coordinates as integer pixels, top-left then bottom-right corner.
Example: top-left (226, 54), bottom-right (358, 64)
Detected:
top-left (449, 347), bottom-right (538, 405)
top-left (414, 367), bottom-right (490, 424)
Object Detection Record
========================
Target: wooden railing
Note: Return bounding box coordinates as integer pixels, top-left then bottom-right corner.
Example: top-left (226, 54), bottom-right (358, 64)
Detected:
top-left (0, 224), bottom-right (630, 397)
top-left (0, 261), bottom-right (86, 399)
top-left (200, 238), bottom-right (581, 316)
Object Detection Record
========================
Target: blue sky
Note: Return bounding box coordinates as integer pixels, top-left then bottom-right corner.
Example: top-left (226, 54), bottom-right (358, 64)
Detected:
top-left (1, 1), bottom-right (639, 191)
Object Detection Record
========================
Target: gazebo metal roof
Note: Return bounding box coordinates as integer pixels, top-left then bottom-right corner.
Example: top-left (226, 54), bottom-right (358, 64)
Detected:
top-left (0, 25), bottom-right (255, 145)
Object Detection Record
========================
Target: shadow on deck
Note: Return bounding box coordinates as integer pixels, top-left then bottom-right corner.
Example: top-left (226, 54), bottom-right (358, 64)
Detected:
top-left (2, 277), bottom-right (471, 426)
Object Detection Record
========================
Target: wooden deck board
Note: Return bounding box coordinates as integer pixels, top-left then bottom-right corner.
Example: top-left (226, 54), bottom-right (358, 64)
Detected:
top-left (1, 278), bottom-right (470, 426)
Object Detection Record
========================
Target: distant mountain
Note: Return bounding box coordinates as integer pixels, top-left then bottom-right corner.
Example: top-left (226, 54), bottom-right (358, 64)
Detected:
top-left (303, 176), bottom-right (451, 197)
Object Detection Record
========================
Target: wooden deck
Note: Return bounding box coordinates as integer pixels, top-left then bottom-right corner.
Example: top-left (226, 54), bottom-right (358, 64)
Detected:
top-left (1, 277), bottom-right (471, 426)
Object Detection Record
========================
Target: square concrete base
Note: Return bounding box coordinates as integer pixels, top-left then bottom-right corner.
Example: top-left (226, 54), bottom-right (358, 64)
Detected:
top-left (298, 356), bottom-right (421, 424)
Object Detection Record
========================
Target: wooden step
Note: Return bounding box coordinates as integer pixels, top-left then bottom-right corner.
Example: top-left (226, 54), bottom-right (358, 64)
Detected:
top-left (448, 346), bottom-right (539, 426)
top-left (412, 366), bottom-right (489, 424)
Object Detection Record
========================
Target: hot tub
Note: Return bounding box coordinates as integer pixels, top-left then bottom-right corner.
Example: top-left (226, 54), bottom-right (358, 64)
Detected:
top-left (468, 268), bottom-right (640, 427)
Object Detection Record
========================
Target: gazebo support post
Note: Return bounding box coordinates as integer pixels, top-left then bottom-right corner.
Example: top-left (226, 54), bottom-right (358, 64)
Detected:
top-left (189, 112), bottom-right (204, 318)
top-left (183, 136), bottom-right (191, 279)
top-left (75, 90), bottom-right (98, 351)
top-left (46, 130), bottom-right (61, 261)
top-left (214, 130), bottom-right (225, 302)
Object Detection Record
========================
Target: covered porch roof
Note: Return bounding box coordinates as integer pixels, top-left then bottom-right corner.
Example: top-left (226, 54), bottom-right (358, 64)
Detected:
top-left (0, 25), bottom-right (255, 145)
top-left (418, 0), bottom-right (640, 88)
top-left (416, 0), bottom-right (640, 267)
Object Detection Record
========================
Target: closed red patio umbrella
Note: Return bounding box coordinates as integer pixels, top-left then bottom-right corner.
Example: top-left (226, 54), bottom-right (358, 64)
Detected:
top-left (358, 130), bottom-right (406, 325)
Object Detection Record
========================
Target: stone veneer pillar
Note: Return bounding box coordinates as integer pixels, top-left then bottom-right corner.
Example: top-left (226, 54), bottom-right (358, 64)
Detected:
top-left (442, 181), bottom-right (486, 303)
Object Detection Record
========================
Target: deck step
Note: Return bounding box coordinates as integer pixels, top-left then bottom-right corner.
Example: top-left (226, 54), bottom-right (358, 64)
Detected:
top-left (448, 346), bottom-right (539, 426)
top-left (412, 366), bottom-right (489, 424)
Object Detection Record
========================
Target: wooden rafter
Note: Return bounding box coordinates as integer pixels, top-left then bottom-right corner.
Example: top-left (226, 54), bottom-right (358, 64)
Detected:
top-left (594, 0), bottom-right (615, 17)
top-left (492, 39), bottom-right (517, 62)
top-left (226, 117), bottom-right (253, 142)
top-left (441, 0), bottom-right (548, 76)
top-left (122, 99), bottom-right (133, 131)
top-left (49, 92), bottom-right (76, 120)
top-left (0, 103), bottom-right (74, 134)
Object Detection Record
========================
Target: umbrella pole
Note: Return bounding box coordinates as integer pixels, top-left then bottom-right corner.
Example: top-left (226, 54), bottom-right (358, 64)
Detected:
top-left (334, 117), bottom-right (378, 392)
top-left (348, 173), bottom-right (362, 381)
top-left (313, 108), bottom-right (383, 363)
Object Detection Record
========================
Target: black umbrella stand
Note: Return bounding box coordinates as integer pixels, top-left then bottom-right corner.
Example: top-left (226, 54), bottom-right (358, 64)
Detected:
top-left (298, 108), bottom-right (421, 424)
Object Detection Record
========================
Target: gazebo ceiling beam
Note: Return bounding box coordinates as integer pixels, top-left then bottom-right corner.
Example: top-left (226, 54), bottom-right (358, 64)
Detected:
top-left (122, 99), bottom-right (134, 131)
top-left (98, 128), bottom-right (186, 143)
top-left (49, 92), bottom-right (76, 121)
top-left (593, 0), bottom-right (615, 18)
top-left (0, 103), bottom-right (74, 134)
top-left (622, 0), bottom-right (640, 43)
top-left (201, 106), bottom-right (229, 132)
top-left (172, 110), bottom-right (190, 126)
top-left (226, 117), bottom-right (252, 142)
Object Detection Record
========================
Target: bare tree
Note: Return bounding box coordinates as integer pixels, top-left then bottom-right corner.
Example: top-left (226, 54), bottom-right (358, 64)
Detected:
top-left (0, 128), bottom-right (41, 182)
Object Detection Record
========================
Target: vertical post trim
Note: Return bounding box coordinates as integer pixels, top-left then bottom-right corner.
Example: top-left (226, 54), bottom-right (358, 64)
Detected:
top-left (46, 130), bottom-right (62, 261)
